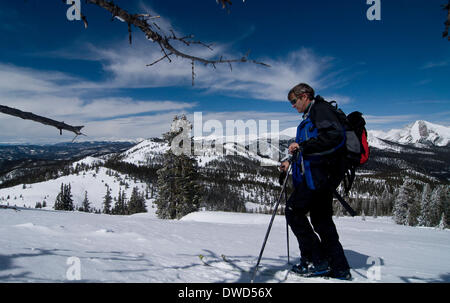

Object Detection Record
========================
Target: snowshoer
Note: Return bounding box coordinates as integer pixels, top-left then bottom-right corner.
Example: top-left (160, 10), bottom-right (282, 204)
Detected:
top-left (280, 83), bottom-right (351, 280)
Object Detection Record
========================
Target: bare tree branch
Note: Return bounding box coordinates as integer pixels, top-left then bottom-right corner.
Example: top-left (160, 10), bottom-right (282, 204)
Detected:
top-left (0, 105), bottom-right (84, 137)
top-left (83, 0), bottom-right (269, 84)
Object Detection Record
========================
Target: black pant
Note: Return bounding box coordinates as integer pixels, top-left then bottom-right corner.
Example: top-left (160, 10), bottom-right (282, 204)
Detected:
top-left (285, 180), bottom-right (350, 272)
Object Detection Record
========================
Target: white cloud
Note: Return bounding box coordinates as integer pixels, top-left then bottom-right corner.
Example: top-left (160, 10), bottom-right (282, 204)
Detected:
top-left (0, 63), bottom-right (197, 143)
top-left (196, 48), bottom-right (336, 101)
top-left (41, 6), bottom-right (346, 102)
top-left (0, 4), bottom-right (354, 143)
top-left (26, 0), bottom-right (352, 103)
top-left (0, 93), bottom-right (196, 122)
top-left (73, 98), bottom-right (197, 120)
top-left (0, 63), bottom-right (77, 95)
top-left (80, 40), bottom-right (346, 102)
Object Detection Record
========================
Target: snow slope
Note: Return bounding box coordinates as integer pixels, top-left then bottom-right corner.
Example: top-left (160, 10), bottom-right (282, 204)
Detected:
top-left (0, 208), bottom-right (448, 283)
top-left (0, 166), bottom-right (153, 213)
top-left (119, 138), bottom-right (280, 168)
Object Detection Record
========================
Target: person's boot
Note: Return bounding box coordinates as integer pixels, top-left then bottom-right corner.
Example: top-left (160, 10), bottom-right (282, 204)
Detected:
top-left (291, 258), bottom-right (311, 275)
top-left (292, 259), bottom-right (330, 277)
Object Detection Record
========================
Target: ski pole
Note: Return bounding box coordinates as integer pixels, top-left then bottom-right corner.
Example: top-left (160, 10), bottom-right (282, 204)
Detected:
top-left (250, 152), bottom-right (296, 283)
top-left (285, 189), bottom-right (290, 265)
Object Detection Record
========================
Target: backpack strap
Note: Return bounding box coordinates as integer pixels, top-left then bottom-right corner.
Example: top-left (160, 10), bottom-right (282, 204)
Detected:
top-left (343, 165), bottom-right (356, 195)
top-left (328, 100), bottom-right (338, 110)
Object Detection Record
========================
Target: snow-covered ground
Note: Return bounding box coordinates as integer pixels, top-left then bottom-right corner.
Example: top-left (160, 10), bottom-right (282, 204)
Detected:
top-left (0, 208), bottom-right (448, 283)
top-left (0, 166), bottom-right (152, 212)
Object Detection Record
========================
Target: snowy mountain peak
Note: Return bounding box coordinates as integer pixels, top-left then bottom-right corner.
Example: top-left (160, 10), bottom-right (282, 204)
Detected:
top-left (374, 120), bottom-right (450, 147)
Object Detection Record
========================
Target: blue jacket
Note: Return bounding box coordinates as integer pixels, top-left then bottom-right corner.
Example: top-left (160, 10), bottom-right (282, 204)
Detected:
top-left (291, 97), bottom-right (346, 190)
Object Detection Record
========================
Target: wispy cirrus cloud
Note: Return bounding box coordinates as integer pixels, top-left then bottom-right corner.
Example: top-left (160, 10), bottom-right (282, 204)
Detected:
top-left (0, 63), bottom-right (197, 143)
top-left (0, 63), bottom-right (78, 95)
top-left (71, 39), bottom-right (349, 102)
top-left (32, 2), bottom-right (352, 102)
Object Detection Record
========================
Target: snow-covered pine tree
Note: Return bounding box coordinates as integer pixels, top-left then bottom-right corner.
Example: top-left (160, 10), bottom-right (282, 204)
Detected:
top-left (408, 196), bottom-right (421, 226)
top-left (155, 162), bottom-right (176, 218)
top-left (393, 179), bottom-right (417, 226)
top-left (418, 183), bottom-right (432, 226)
top-left (103, 186), bottom-right (113, 214)
top-left (176, 154), bottom-right (201, 218)
top-left (430, 186), bottom-right (444, 227)
top-left (155, 115), bottom-right (201, 220)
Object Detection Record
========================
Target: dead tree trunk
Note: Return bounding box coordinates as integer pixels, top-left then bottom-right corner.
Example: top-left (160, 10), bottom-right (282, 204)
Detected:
top-left (0, 105), bottom-right (84, 137)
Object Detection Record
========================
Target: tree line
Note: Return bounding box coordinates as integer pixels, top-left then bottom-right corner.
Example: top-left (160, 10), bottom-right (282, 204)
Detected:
top-left (52, 182), bottom-right (147, 216)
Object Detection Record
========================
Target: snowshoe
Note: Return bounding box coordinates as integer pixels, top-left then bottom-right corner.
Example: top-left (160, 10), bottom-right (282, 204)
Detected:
top-left (291, 260), bottom-right (330, 278)
top-left (327, 269), bottom-right (352, 281)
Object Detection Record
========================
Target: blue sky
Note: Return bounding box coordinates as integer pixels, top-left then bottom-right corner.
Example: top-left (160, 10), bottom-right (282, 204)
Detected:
top-left (0, 0), bottom-right (449, 143)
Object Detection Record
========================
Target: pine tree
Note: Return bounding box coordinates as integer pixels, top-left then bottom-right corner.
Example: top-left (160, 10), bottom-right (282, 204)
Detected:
top-left (121, 190), bottom-right (128, 215)
top-left (176, 154), bottom-right (201, 218)
top-left (155, 163), bottom-right (176, 219)
top-left (54, 183), bottom-right (65, 210)
top-left (418, 183), bottom-right (432, 226)
top-left (103, 186), bottom-right (113, 214)
top-left (112, 189), bottom-right (128, 215)
top-left (430, 186), bottom-right (444, 227)
top-left (128, 187), bottom-right (147, 214)
top-left (64, 183), bottom-right (74, 211)
top-left (155, 115), bottom-right (201, 219)
top-left (81, 191), bottom-right (90, 213)
top-left (407, 198), bottom-right (421, 226)
top-left (54, 183), bottom-right (74, 211)
top-left (393, 179), bottom-right (417, 226)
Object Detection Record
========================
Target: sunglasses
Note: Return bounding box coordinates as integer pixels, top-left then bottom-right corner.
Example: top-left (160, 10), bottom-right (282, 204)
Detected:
top-left (289, 93), bottom-right (305, 105)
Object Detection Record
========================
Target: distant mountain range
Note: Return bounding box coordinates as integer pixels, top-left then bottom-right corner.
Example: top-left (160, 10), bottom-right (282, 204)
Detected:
top-left (368, 120), bottom-right (450, 149)
top-left (276, 120), bottom-right (450, 149)
top-left (0, 120), bottom-right (448, 216)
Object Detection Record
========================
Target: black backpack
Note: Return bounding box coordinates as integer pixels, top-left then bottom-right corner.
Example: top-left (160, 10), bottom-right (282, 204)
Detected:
top-left (324, 98), bottom-right (370, 194)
